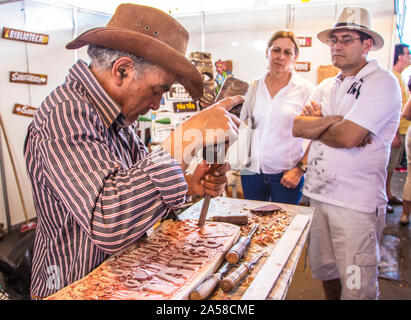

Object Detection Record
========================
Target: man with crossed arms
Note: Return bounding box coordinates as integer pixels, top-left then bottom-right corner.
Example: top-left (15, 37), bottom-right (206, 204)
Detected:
top-left (293, 7), bottom-right (401, 299)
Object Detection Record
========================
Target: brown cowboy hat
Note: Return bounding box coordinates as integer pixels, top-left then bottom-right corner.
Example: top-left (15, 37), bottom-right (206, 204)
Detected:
top-left (317, 6), bottom-right (384, 51)
top-left (66, 3), bottom-right (203, 99)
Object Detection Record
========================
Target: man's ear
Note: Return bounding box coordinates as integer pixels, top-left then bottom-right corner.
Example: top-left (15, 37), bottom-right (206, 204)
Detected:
top-left (112, 57), bottom-right (134, 86)
top-left (362, 38), bottom-right (373, 54)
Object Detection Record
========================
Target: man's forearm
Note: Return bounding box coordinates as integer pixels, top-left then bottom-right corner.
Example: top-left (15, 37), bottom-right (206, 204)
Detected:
top-left (293, 115), bottom-right (343, 140)
top-left (318, 119), bottom-right (371, 149)
top-left (318, 123), bottom-right (347, 148)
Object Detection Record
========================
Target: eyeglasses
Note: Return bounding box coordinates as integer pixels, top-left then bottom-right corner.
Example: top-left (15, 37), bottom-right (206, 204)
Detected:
top-left (325, 36), bottom-right (362, 47)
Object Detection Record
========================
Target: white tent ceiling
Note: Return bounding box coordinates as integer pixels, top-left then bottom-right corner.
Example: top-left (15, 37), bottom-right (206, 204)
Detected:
top-left (1, 0), bottom-right (376, 16)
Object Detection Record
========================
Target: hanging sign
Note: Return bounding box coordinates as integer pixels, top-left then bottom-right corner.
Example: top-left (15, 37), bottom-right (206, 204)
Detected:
top-left (2, 27), bottom-right (49, 45)
top-left (9, 71), bottom-right (48, 85)
top-left (167, 85), bottom-right (191, 100)
top-left (173, 101), bottom-right (199, 113)
top-left (297, 37), bottom-right (312, 47)
top-left (294, 62), bottom-right (311, 72)
top-left (12, 103), bottom-right (38, 118)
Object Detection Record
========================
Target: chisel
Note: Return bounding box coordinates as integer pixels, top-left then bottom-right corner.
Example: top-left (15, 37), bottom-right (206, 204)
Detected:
top-left (198, 143), bottom-right (226, 226)
top-left (208, 214), bottom-right (249, 226)
top-left (225, 223), bottom-right (259, 264)
top-left (189, 261), bottom-right (232, 300)
top-left (220, 250), bottom-right (266, 293)
top-left (198, 78), bottom-right (249, 227)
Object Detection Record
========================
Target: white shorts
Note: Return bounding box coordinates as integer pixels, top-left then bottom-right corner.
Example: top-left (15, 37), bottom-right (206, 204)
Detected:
top-left (308, 199), bottom-right (385, 300)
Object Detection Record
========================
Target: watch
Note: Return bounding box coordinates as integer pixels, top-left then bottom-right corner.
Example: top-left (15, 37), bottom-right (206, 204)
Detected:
top-left (296, 161), bottom-right (307, 173)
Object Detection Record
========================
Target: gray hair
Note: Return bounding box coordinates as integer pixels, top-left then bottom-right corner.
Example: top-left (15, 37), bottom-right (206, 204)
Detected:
top-left (87, 44), bottom-right (156, 79)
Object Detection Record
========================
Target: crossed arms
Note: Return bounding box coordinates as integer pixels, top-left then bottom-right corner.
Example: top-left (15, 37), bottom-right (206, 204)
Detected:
top-left (292, 101), bottom-right (371, 148)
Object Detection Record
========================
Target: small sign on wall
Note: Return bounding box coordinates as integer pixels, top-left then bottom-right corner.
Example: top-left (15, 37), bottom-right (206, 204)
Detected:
top-left (297, 37), bottom-right (312, 47)
top-left (2, 27), bottom-right (49, 45)
top-left (10, 71), bottom-right (48, 85)
top-left (173, 101), bottom-right (199, 113)
top-left (13, 103), bottom-right (38, 118)
top-left (294, 62), bottom-right (311, 72)
top-left (167, 85), bottom-right (191, 100)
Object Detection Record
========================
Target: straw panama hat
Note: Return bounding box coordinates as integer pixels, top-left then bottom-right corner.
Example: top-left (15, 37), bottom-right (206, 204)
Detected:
top-left (317, 6), bottom-right (384, 51)
top-left (66, 3), bottom-right (203, 99)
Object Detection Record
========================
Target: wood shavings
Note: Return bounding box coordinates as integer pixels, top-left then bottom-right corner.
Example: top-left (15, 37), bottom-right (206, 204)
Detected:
top-left (240, 210), bottom-right (291, 248)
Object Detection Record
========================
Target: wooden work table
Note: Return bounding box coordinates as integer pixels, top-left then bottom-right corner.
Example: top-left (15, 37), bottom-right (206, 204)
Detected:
top-left (46, 196), bottom-right (313, 300)
top-left (178, 196), bottom-right (314, 300)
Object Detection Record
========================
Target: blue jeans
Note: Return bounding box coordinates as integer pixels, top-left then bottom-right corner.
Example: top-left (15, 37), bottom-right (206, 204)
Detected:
top-left (241, 172), bottom-right (304, 205)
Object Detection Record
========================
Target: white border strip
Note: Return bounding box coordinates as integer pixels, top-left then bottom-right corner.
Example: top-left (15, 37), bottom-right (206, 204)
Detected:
top-left (241, 214), bottom-right (310, 300)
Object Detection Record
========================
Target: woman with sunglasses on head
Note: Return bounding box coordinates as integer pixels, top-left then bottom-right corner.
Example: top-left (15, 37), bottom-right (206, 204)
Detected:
top-left (240, 30), bottom-right (314, 205)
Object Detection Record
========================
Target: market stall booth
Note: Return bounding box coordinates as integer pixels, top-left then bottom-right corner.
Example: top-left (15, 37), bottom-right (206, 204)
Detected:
top-left (0, 0), bottom-right (403, 301)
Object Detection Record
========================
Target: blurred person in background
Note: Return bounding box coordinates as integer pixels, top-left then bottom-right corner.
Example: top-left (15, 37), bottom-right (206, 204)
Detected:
top-left (385, 43), bottom-right (411, 213)
top-left (399, 94), bottom-right (411, 225)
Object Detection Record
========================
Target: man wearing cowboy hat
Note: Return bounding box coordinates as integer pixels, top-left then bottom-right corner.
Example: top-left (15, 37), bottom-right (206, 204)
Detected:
top-left (24, 4), bottom-right (242, 299)
top-left (293, 7), bottom-right (401, 299)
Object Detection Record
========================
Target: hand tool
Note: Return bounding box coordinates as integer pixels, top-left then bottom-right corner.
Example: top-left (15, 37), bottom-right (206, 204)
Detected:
top-left (208, 214), bottom-right (248, 226)
top-left (0, 114), bottom-right (36, 236)
top-left (220, 250), bottom-right (266, 293)
top-left (197, 77), bottom-right (249, 227)
top-left (225, 223), bottom-right (259, 264)
top-left (189, 261), bottom-right (232, 300)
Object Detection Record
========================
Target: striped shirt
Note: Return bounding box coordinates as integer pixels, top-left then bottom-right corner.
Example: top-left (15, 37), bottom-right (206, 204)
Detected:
top-left (24, 60), bottom-right (187, 298)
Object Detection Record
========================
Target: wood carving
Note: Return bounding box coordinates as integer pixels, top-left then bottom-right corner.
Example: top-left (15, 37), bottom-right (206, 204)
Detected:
top-left (215, 59), bottom-right (233, 97)
top-left (46, 220), bottom-right (239, 300)
top-left (177, 197), bottom-right (313, 300)
top-left (189, 52), bottom-right (215, 109)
